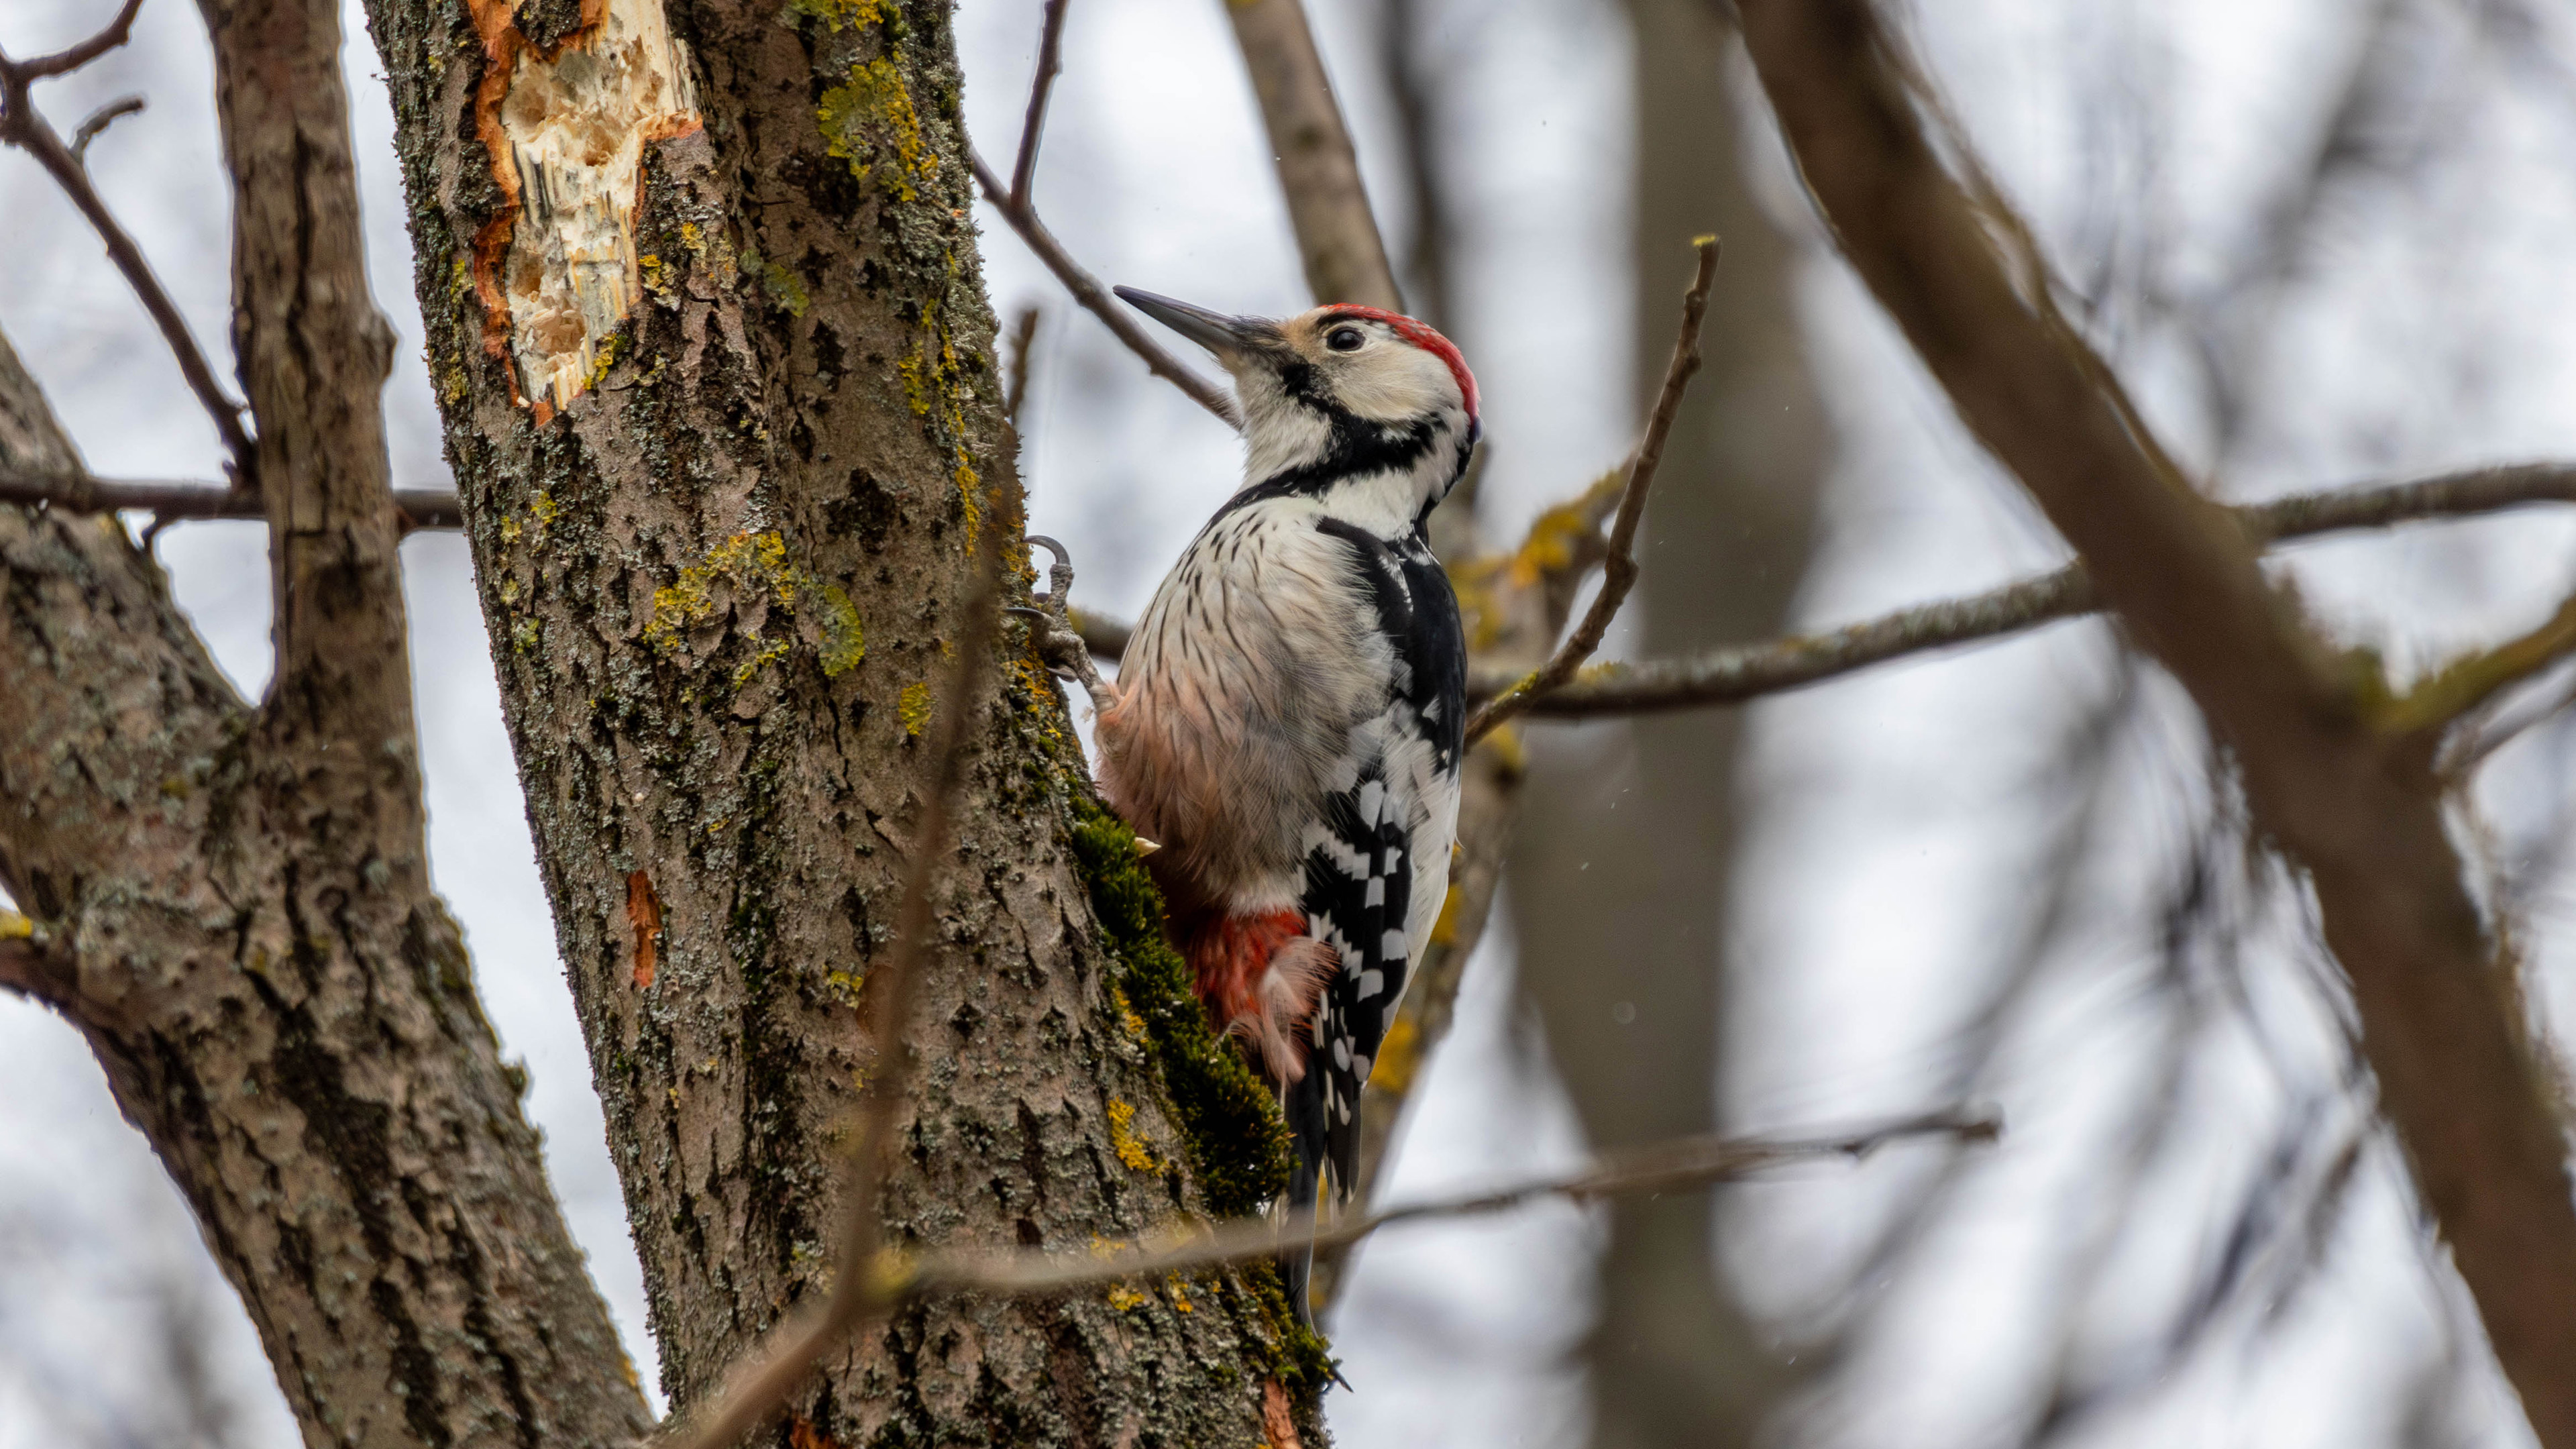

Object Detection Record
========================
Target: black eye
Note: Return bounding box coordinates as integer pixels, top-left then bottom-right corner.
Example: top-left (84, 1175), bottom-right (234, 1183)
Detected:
top-left (1326, 326), bottom-right (1366, 353)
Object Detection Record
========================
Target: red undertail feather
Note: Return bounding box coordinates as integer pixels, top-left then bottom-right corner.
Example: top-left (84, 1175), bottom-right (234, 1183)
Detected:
top-left (1187, 910), bottom-right (1338, 1083)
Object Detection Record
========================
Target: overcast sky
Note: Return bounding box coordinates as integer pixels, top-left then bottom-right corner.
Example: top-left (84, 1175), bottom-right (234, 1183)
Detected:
top-left (7, 1), bottom-right (2576, 1446)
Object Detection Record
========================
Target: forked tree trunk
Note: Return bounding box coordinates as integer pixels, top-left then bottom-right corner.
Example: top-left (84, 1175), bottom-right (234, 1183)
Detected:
top-left (357, 0), bottom-right (1323, 1441)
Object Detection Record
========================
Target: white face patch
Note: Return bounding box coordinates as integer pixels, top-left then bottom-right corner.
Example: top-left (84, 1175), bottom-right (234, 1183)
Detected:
top-left (1283, 316), bottom-right (1463, 423)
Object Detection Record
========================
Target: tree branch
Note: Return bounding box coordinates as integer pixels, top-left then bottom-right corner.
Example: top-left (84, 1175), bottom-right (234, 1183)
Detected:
top-left (1003, 307), bottom-right (1042, 431)
top-left (1075, 464), bottom-right (2576, 716)
top-left (664, 1099), bottom-right (1987, 1411)
top-left (1008, 0), bottom-right (1071, 207)
top-left (0, 467), bottom-right (460, 529)
top-left (1464, 237), bottom-right (1719, 743)
top-left (203, 0), bottom-right (416, 752)
top-left (2384, 585), bottom-right (2576, 739)
top-left (1737, 4), bottom-right (2576, 1442)
top-left (0, 13), bottom-right (255, 478)
top-left (1497, 464), bottom-right (2576, 716)
top-left (970, 151), bottom-right (1242, 429)
top-left (1222, 0), bottom-right (1402, 309)
top-left (68, 94), bottom-right (143, 160)
top-left (17, 0), bottom-right (144, 78)
top-left (896, 1106), bottom-right (1990, 1303)
top-left (0, 301), bottom-right (651, 1443)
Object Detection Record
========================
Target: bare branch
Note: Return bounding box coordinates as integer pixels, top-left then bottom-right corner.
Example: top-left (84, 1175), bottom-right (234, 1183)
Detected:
top-left (1498, 566), bottom-right (2092, 714)
top-left (1222, 0), bottom-right (1401, 309)
top-left (203, 0), bottom-right (423, 743)
top-left (1008, 0), bottom-right (1071, 207)
top-left (906, 1106), bottom-right (1996, 1299)
top-left (1075, 465), bottom-right (2576, 713)
top-left (1503, 462), bottom-right (2576, 716)
top-left (969, 151), bottom-right (1242, 429)
top-left (1004, 307), bottom-right (1041, 433)
top-left (2385, 586), bottom-right (2576, 738)
top-left (2234, 464), bottom-right (2576, 541)
top-left (0, 30), bottom-right (254, 476)
top-left (1737, 4), bottom-right (2576, 1440)
top-left (1464, 236), bottom-right (1720, 743)
top-left (68, 94), bottom-right (142, 161)
top-left (660, 516), bottom-right (1013, 1449)
top-left (669, 1093), bottom-right (1983, 1442)
top-left (0, 467), bottom-right (460, 529)
top-left (17, 0), bottom-right (144, 78)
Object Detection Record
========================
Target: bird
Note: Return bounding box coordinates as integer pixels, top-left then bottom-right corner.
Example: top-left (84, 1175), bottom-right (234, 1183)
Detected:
top-left (1020, 286), bottom-right (1477, 1328)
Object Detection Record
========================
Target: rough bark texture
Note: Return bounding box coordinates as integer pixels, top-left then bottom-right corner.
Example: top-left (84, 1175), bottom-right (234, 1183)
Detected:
top-left (0, 0), bottom-right (659, 1437)
top-left (359, 0), bottom-right (1322, 1440)
top-left (1510, 10), bottom-right (1821, 1444)
top-left (0, 319), bottom-right (647, 1449)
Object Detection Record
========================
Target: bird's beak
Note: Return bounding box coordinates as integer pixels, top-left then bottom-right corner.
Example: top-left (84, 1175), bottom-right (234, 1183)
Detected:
top-left (1114, 287), bottom-right (1273, 357)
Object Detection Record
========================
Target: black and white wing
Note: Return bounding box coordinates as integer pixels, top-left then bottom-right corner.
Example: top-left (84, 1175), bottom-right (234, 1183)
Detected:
top-left (1284, 521), bottom-right (1466, 1212)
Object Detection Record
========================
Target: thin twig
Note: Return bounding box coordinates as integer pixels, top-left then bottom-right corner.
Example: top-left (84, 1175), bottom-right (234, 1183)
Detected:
top-left (661, 1102), bottom-right (1985, 1443)
top-left (2383, 584), bottom-right (2576, 737)
top-left (892, 1106), bottom-right (1996, 1300)
top-left (0, 12), bottom-right (254, 478)
top-left (1004, 307), bottom-right (1041, 433)
top-left (1495, 464), bottom-right (2576, 716)
top-left (69, 95), bottom-right (142, 161)
top-left (0, 468), bottom-right (459, 529)
top-left (19, 0), bottom-right (144, 78)
top-left (659, 510), bottom-right (1013, 1449)
top-left (1462, 235), bottom-right (1719, 743)
top-left (1049, 464), bottom-right (2576, 715)
top-left (1009, 0), bottom-right (1071, 207)
top-left (968, 151), bottom-right (1242, 429)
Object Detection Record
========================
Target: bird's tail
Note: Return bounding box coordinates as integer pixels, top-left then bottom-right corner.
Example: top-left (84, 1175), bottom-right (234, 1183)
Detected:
top-left (1281, 1067), bottom-right (1332, 1332)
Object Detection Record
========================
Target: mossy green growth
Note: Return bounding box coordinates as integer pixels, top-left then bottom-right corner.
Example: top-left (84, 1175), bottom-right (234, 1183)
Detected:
top-left (1064, 794), bottom-right (1291, 1220)
top-left (1236, 1258), bottom-right (1337, 1393)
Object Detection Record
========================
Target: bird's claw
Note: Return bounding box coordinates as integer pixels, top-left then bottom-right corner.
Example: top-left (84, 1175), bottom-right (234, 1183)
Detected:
top-left (1015, 535), bottom-right (1118, 712)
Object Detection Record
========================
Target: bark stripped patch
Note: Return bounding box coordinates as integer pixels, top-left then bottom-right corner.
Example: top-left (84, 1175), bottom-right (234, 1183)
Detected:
top-left (466, 0), bottom-right (702, 419)
top-left (1260, 1379), bottom-right (1304, 1449)
top-left (626, 869), bottom-right (663, 987)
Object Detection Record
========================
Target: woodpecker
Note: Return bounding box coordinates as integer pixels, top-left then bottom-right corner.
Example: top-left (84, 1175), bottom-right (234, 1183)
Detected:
top-left (1028, 288), bottom-right (1475, 1323)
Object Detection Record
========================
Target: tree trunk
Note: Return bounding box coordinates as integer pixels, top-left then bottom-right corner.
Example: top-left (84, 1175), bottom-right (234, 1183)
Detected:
top-left (358, 0), bottom-right (1324, 1441)
top-left (1508, 6), bottom-right (1825, 1445)
top-left (0, 0), bottom-right (655, 1432)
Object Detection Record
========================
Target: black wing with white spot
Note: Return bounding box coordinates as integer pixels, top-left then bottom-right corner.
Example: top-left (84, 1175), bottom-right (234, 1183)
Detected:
top-left (1285, 521), bottom-right (1466, 1214)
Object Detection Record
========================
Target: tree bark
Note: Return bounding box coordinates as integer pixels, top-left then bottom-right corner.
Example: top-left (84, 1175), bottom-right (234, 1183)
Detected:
top-left (360, 0), bottom-right (1325, 1440)
top-left (1509, 8), bottom-right (1823, 1445)
top-left (0, 0), bottom-right (657, 1435)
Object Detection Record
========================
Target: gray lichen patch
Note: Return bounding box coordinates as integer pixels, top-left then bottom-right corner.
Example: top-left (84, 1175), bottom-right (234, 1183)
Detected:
top-left (494, 0), bottom-right (700, 413)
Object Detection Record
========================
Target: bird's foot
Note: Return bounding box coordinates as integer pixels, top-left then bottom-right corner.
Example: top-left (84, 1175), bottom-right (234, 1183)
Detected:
top-left (1010, 535), bottom-right (1120, 714)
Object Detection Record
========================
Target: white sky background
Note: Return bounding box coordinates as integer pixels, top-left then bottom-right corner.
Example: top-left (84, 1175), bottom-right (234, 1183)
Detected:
top-left (5, 1), bottom-right (2576, 1446)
